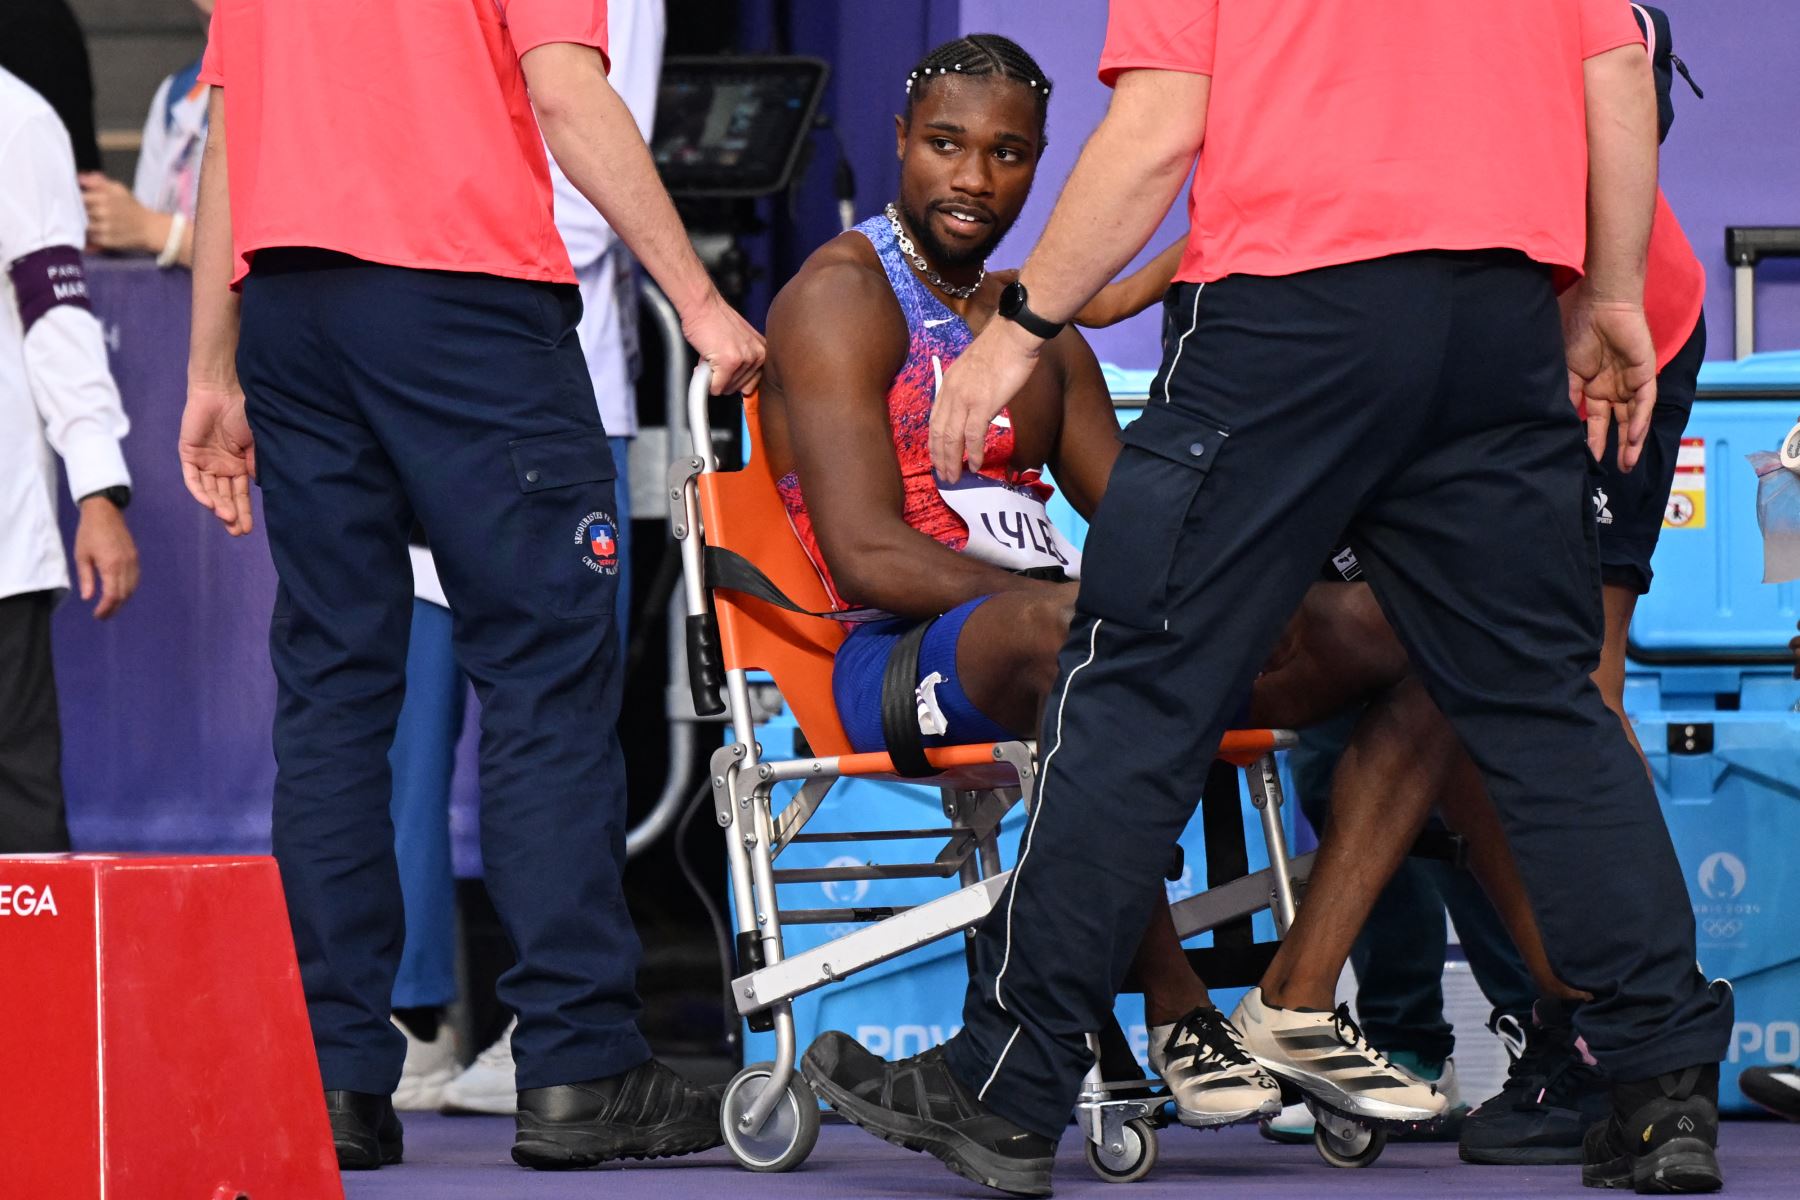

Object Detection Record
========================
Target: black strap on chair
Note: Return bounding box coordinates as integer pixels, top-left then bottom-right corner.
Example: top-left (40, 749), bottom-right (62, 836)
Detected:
top-left (707, 544), bottom-right (944, 776)
top-left (880, 618), bottom-right (939, 778)
top-left (1097, 1010), bottom-right (1155, 1100)
top-left (691, 545), bottom-right (872, 716)
top-left (705, 544), bottom-right (1053, 619)
top-left (705, 545), bottom-right (848, 619)
top-left (1177, 760), bottom-right (1279, 990)
top-left (1201, 760), bottom-right (1254, 952)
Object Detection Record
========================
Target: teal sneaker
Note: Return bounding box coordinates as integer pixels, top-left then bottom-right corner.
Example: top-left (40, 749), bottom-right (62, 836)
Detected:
top-left (1386, 1053), bottom-right (1468, 1142)
top-left (1258, 1100), bottom-right (1315, 1144)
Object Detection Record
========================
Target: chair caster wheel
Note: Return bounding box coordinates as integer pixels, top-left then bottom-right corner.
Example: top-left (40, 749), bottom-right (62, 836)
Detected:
top-left (1310, 1105), bottom-right (1386, 1168)
top-left (722, 1061), bottom-right (820, 1172)
top-left (1086, 1116), bottom-right (1158, 1183)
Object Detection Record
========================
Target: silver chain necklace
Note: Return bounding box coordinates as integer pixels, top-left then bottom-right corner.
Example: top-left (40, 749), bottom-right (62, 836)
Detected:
top-left (886, 202), bottom-right (986, 300)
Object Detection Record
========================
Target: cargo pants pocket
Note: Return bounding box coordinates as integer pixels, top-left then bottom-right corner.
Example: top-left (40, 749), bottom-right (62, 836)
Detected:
top-left (507, 429), bottom-right (620, 620)
top-left (1077, 403), bottom-right (1230, 631)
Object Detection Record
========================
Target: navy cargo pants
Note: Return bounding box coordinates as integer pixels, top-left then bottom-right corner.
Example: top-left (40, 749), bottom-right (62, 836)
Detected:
top-left (238, 249), bottom-right (648, 1094)
top-left (943, 251), bottom-right (1733, 1137)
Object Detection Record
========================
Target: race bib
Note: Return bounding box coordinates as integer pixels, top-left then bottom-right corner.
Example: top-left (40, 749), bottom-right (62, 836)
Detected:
top-left (936, 473), bottom-right (1082, 578)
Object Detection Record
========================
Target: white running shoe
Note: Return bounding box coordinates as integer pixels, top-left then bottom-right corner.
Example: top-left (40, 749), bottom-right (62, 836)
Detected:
top-left (391, 1017), bottom-right (458, 1112)
top-left (1263, 1053), bottom-right (1466, 1143)
top-left (1147, 1006), bottom-right (1284, 1127)
top-left (439, 1016), bottom-right (518, 1115)
top-left (1232, 988), bottom-right (1447, 1125)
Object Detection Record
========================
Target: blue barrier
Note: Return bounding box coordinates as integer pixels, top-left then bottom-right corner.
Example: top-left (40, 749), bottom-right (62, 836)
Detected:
top-left (52, 261), bottom-right (279, 853)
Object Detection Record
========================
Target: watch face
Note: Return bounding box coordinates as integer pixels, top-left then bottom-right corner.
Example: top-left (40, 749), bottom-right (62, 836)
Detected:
top-left (1000, 281), bottom-right (1025, 318)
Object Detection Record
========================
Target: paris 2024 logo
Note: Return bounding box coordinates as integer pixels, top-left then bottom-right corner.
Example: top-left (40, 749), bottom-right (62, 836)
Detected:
top-left (1694, 851), bottom-right (1756, 945)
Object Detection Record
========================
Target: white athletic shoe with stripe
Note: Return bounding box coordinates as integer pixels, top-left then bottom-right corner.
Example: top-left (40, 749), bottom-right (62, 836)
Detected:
top-left (1147, 1006), bottom-right (1284, 1127)
top-left (1231, 988), bottom-right (1446, 1124)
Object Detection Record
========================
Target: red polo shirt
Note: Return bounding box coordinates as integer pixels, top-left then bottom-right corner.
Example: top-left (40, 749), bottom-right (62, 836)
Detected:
top-left (199, 0), bottom-right (609, 286)
top-left (1098, 0), bottom-right (1644, 284)
top-left (1646, 191), bottom-right (1705, 369)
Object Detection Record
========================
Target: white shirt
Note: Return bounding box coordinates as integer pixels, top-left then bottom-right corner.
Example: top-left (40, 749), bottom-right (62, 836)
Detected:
top-left (0, 69), bottom-right (131, 602)
top-left (131, 60), bottom-right (209, 220)
top-left (549, 0), bottom-right (665, 439)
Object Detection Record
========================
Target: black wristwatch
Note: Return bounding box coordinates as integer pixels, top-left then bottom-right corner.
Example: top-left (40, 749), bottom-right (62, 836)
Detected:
top-left (80, 484), bottom-right (132, 511)
top-left (998, 281), bottom-right (1065, 340)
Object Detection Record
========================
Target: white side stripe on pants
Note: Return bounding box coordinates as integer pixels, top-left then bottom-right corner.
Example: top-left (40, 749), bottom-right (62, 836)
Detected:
top-left (1160, 284), bottom-right (1204, 405)
top-left (978, 618), bottom-right (1105, 1101)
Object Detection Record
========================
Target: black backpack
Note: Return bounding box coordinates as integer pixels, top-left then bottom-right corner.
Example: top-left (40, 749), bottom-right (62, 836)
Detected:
top-left (1632, 3), bottom-right (1704, 144)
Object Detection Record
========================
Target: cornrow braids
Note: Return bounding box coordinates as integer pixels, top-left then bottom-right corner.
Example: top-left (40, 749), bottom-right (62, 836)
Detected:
top-left (904, 33), bottom-right (1052, 124)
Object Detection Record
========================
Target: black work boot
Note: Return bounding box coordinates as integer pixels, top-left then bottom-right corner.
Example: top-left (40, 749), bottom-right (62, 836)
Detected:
top-left (512, 1058), bottom-right (723, 1170)
top-left (802, 1030), bottom-right (1056, 1197)
top-left (1581, 1063), bottom-right (1722, 1193)
top-left (325, 1090), bottom-right (403, 1170)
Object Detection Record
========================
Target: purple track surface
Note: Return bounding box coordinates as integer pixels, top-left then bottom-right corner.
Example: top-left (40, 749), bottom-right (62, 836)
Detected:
top-left (343, 1115), bottom-right (1796, 1199)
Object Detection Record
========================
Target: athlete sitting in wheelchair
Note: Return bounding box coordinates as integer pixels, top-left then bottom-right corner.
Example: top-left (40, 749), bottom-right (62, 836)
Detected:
top-left (757, 34), bottom-right (1487, 1130)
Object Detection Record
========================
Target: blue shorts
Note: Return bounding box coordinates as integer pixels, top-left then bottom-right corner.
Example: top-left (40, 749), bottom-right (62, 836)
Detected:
top-left (832, 595), bottom-right (1014, 755)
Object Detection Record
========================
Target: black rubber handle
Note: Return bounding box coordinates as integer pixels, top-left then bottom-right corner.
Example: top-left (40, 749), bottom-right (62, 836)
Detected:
top-left (1726, 226), bottom-right (1800, 267)
top-left (1408, 828), bottom-right (1469, 869)
top-left (1625, 640), bottom-right (1794, 667)
top-left (686, 612), bottom-right (726, 717)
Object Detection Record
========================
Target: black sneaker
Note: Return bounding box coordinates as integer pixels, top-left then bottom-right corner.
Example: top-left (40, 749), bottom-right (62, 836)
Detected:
top-left (1460, 1010), bottom-right (1610, 1165)
top-left (1581, 1064), bottom-right (1723, 1193)
top-left (801, 1030), bottom-right (1056, 1197)
top-left (325, 1090), bottom-right (403, 1170)
top-left (1739, 1064), bottom-right (1800, 1121)
top-left (511, 1058), bottom-right (724, 1170)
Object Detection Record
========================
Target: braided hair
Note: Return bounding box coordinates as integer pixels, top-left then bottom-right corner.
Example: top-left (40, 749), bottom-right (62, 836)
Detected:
top-left (904, 34), bottom-right (1052, 129)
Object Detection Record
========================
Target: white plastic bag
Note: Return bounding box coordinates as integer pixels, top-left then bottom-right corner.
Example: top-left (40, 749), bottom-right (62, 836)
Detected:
top-left (1748, 447), bottom-right (1800, 583)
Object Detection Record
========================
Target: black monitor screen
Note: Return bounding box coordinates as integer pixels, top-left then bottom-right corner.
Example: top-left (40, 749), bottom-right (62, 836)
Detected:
top-left (652, 57), bottom-right (829, 198)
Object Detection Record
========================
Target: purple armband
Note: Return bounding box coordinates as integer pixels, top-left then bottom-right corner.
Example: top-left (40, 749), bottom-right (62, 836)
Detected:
top-left (9, 245), bottom-right (92, 334)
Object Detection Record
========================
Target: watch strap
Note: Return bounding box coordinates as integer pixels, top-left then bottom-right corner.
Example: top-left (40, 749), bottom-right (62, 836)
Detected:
top-left (80, 485), bottom-right (132, 511)
top-left (1003, 282), bottom-right (1065, 340)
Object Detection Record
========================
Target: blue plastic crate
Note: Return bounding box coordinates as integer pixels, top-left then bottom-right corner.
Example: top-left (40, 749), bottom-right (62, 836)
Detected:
top-left (1624, 664), bottom-right (1800, 713)
top-left (1630, 700), bottom-right (1800, 1115)
top-left (1695, 351), bottom-right (1800, 398)
top-left (1628, 357), bottom-right (1800, 659)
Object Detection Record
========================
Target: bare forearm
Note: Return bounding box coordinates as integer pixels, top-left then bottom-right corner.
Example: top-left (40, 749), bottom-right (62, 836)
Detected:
top-left (1076, 237), bottom-right (1185, 328)
top-left (834, 528), bottom-right (1055, 620)
top-left (187, 90), bottom-right (238, 385)
top-left (525, 43), bottom-right (715, 315)
top-left (1017, 71), bottom-right (1208, 324)
top-left (1582, 45), bottom-right (1658, 304)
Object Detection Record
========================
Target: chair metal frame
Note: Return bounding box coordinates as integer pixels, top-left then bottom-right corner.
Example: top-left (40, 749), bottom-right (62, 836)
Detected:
top-left (671, 367), bottom-right (1319, 1176)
